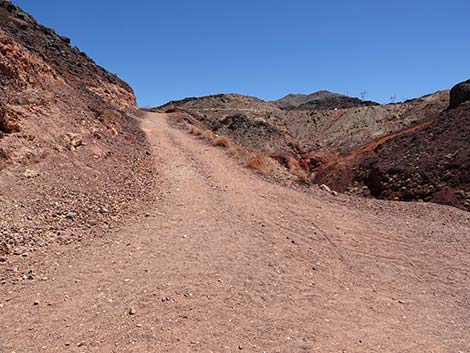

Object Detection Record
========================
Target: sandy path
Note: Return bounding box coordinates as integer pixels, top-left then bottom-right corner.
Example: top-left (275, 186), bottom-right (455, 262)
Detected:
top-left (1, 112), bottom-right (469, 352)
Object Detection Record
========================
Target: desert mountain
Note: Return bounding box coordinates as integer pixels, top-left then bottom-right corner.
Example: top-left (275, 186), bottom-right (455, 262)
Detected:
top-left (1, 3), bottom-right (470, 352)
top-left (155, 91), bottom-right (447, 154)
top-left (281, 90), bottom-right (448, 153)
top-left (273, 90), bottom-right (378, 110)
top-left (348, 81), bottom-right (470, 209)
top-left (154, 93), bottom-right (294, 151)
top-left (0, 1), bottom-right (154, 253)
top-left (158, 93), bottom-right (280, 113)
top-left (154, 87), bottom-right (464, 209)
top-left (311, 81), bottom-right (469, 210)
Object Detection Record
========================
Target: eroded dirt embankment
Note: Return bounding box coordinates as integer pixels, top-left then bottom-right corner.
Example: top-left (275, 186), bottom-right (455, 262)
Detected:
top-left (0, 1), bottom-right (155, 268)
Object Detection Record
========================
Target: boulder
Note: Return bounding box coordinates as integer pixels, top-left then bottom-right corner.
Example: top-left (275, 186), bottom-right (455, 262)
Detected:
top-left (449, 80), bottom-right (470, 109)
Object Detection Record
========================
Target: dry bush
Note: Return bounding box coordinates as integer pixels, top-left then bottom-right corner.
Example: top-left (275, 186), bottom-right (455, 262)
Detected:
top-left (189, 126), bottom-right (203, 136)
top-left (200, 129), bottom-right (215, 142)
top-left (227, 144), bottom-right (243, 159)
top-left (213, 135), bottom-right (232, 148)
top-left (291, 168), bottom-right (311, 183)
top-left (246, 152), bottom-right (276, 174)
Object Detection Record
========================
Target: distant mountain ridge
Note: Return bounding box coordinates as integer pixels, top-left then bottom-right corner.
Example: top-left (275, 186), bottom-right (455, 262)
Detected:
top-left (152, 89), bottom-right (448, 156)
top-left (155, 93), bottom-right (281, 113)
top-left (273, 90), bottom-right (379, 110)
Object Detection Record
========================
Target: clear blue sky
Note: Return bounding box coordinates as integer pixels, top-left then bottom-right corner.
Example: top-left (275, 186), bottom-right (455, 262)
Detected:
top-left (13, 0), bottom-right (470, 107)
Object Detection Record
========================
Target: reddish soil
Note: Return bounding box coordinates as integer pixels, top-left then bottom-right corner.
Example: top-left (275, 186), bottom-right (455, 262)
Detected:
top-left (313, 120), bottom-right (434, 192)
top-left (2, 112), bottom-right (470, 352)
top-left (0, 1), bottom-right (154, 258)
top-left (356, 101), bottom-right (470, 210)
top-left (345, 120), bottom-right (433, 159)
top-left (1, 3), bottom-right (470, 351)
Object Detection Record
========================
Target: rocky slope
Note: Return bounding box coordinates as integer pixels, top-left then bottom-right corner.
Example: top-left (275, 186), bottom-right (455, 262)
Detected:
top-left (0, 1), bottom-right (154, 263)
top-left (284, 90), bottom-right (449, 153)
top-left (154, 94), bottom-right (295, 151)
top-left (155, 89), bottom-right (448, 155)
top-left (315, 81), bottom-right (469, 211)
top-left (155, 86), bottom-right (466, 210)
top-left (273, 90), bottom-right (378, 110)
top-left (353, 82), bottom-right (470, 210)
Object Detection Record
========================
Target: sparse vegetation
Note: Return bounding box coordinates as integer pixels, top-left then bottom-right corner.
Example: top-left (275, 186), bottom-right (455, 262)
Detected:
top-left (201, 129), bottom-right (215, 142)
top-left (246, 152), bottom-right (276, 174)
top-left (290, 167), bottom-right (310, 183)
top-left (188, 124), bottom-right (315, 181)
top-left (227, 144), bottom-right (242, 159)
top-left (189, 126), bottom-right (203, 136)
top-left (214, 135), bottom-right (232, 148)
top-left (189, 126), bottom-right (217, 143)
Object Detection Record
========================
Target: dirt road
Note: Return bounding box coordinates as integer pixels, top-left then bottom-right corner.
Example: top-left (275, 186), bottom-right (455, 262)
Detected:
top-left (1, 112), bottom-right (470, 352)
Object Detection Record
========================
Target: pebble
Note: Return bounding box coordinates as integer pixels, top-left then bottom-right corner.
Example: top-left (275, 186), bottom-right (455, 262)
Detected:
top-left (23, 169), bottom-right (41, 178)
top-left (99, 207), bottom-right (109, 214)
top-left (320, 184), bottom-right (337, 196)
top-left (0, 242), bottom-right (9, 254)
top-left (65, 211), bottom-right (77, 219)
top-left (129, 308), bottom-right (136, 315)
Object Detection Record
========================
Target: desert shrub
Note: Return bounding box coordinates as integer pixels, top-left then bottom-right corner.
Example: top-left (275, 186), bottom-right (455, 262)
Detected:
top-left (291, 168), bottom-right (310, 183)
top-left (246, 152), bottom-right (276, 174)
top-left (189, 126), bottom-right (203, 136)
top-left (227, 144), bottom-right (243, 159)
top-left (200, 129), bottom-right (215, 142)
top-left (213, 135), bottom-right (232, 148)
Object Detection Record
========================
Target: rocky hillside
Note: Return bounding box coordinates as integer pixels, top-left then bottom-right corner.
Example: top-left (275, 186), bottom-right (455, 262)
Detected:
top-left (314, 81), bottom-right (469, 211)
top-left (0, 1), bottom-right (154, 260)
top-left (158, 93), bottom-right (280, 113)
top-left (273, 90), bottom-right (378, 110)
top-left (155, 86), bottom-right (466, 210)
top-left (353, 81), bottom-right (470, 210)
top-left (155, 89), bottom-right (448, 155)
top-left (284, 90), bottom-right (449, 153)
top-left (154, 94), bottom-right (295, 151)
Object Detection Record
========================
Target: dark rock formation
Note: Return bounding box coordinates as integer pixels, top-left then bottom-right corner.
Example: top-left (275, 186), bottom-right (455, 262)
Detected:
top-left (449, 80), bottom-right (470, 109)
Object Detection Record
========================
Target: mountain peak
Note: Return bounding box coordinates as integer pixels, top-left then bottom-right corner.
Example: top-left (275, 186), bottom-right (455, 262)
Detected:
top-left (273, 90), bottom-right (378, 110)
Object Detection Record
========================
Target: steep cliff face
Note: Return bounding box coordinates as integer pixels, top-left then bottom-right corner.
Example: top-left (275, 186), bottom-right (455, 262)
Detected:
top-left (0, 1), bottom-right (154, 256)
